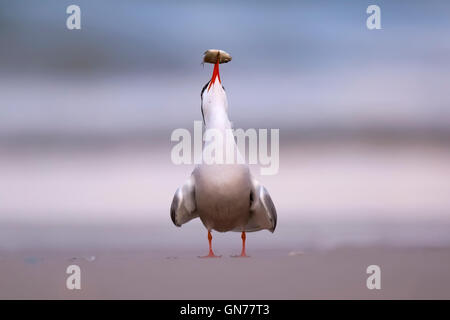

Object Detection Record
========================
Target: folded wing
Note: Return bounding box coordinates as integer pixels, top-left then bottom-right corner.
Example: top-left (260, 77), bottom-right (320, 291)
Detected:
top-left (170, 176), bottom-right (198, 227)
top-left (235, 178), bottom-right (277, 233)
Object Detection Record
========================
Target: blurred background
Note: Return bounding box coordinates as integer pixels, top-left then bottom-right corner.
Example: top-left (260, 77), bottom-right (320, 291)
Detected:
top-left (1, 0), bottom-right (449, 251)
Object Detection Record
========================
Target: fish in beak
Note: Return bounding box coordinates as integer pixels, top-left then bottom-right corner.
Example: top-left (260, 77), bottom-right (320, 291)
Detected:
top-left (203, 49), bottom-right (232, 91)
top-left (208, 56), bottom-right (221, 91)
top-left (203, 49), bottom-right (232, 64)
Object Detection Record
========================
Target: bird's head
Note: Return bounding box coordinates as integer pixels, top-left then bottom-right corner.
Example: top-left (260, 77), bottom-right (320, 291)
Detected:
top-left (201, 49), bottom-right (231, 125)
top-left (200, 57), bottom-right (228, 123)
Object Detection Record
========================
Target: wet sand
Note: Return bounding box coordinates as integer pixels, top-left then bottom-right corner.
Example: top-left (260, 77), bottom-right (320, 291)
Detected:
top-left (1, 247), bottom-right (449, 299)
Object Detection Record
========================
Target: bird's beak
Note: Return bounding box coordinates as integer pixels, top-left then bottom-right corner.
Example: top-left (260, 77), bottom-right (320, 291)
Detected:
top-left (207, 55), bottom-right (221, 91)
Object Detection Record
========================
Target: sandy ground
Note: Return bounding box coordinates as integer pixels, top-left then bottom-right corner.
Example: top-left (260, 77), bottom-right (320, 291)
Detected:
top-left (1, 246), bottom-right (449, 299)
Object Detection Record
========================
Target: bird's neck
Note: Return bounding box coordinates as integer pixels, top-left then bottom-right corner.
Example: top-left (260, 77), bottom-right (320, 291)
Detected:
top-left (202, 103), bottom-right (246, 164)
top-left (204, 105), bottom-right (231, 131)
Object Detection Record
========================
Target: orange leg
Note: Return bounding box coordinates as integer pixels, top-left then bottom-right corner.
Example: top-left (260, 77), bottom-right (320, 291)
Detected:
top-left (232, 232), bottom-right (250, 257)
top-left (199, 230), bottom-right (221, 258)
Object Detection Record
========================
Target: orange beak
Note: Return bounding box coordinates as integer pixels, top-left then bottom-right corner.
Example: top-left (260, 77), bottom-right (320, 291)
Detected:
top-left (207, 55), bottom-right (221, 91)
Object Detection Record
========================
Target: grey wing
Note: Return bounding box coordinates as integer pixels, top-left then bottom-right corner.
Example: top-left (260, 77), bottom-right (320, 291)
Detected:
top-left (238, 178), bottom-right (277, 233)
top-left (170, 176), bottom-right (198, 227)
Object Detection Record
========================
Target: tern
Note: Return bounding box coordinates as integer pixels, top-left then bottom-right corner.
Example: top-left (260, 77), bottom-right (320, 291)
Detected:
top-left (170, 51), bottom-right (277, 257)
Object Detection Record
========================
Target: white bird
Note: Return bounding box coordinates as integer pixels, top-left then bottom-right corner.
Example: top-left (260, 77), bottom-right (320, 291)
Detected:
top-left (170, 51), bottom-right (277, 257)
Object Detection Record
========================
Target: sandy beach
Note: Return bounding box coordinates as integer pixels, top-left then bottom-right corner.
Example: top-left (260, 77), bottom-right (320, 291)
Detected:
top-left (1, 245), bottom-right (449, 299)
